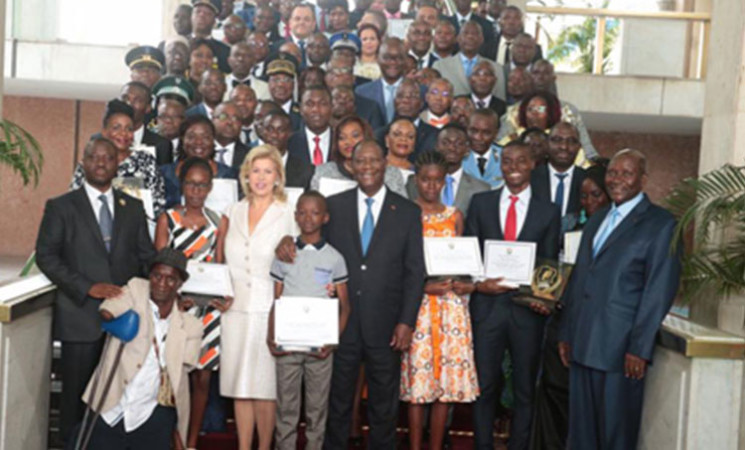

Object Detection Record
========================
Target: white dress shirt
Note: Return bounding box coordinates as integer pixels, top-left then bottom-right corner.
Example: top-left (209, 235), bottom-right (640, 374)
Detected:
top-left (357, 186), bottom-right (387, 233)
top-left (382, 78), bottom-right (402, 111)
top-left (455, 11), bottom-right (472, 26)
top-left (133, 125), bottom-right (145, 147)
top-left (203, 102), bottom-right (215, 119)
top-left (102, 301), bottom-right (171, 432)
top-left (305, 127), bottom-right (331, 163)
top-left (548, 164), bottom-right (575, 217)
top-left (497, 36), bottom-right (513, 66)
top-left (472, 93), bottom-right (492, 110)
top-left (281, 99), bottom-right (293, 114)
top-left (214, 141), bottom-right (236, 166)
top-left (499, 185), bottom-right (531, 237)
top-left (442, 167), bottom-right (464, 204)
top-left (84, 180), bottom-right (115, 222)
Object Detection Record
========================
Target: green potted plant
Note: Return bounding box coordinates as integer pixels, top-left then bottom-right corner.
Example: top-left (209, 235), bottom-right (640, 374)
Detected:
top-left (0, 119), bottom-right (43, 188)
top-left (665, 164), bottom-right (745, 335)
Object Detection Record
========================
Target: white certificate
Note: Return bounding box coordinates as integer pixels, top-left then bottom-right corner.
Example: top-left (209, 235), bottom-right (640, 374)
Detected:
top-left (424, 237), bottom-right (483, 277)
top-left (285, 187), bottom-right (304, 211)
top-left (318, 177), bottom-right (357, 198)
top-left (387, 19), bottom-right (413, 39)
top-left (484, 240), bottom-right (536, 286)
top-left (204, 179), bottom-right (238, 215)
top-left (180, 261), bottom-right (234, 297)
top-left (563, 231), bottom-right (583, 265)
top-left (275, 296), bottom-right (339, 348)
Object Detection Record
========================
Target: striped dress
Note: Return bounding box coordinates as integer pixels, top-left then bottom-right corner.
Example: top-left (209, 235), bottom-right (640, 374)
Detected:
top-left (166, 207), bottom-right (222, 371)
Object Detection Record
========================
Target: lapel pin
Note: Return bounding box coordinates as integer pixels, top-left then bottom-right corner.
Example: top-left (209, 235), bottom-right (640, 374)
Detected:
top-left (391, 205), bottom-right (396, 211)
top-left (119, 198), bottom-right (126, 206)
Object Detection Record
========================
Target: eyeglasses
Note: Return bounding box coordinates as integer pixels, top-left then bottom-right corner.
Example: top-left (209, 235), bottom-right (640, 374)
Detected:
top-left (183, 181), bottom-right (211, 190)
top-left (215, 113), bottom-right (241, 122)
top-left (428, 88), bottom-right (451, 97)
top-left (528, 105), bottom-right (547, 114)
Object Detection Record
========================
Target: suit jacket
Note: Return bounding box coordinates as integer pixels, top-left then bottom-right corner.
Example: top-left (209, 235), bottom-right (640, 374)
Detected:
top-left (405, 170), bottom-right (489, 216)
top-left (208, 37), bottom-right (232, 74)
top-left (465, 188), bottom-right (560, 322)
top-left (288, 102), bottom-right (302, 132)
top-left (374, 120), bottom-right (439, 162)
top-left (530, 164), bottom-right (587, 217)
top-left (90, 131), bottom-right (173, 166)
top-left (462, 146), bottom-right (504, 188)
top-left (494, 33), bottom-right (544, 65)
top-left (433, 54), bottom-right (506, 100)
top-left (83, 278), bottom-right (202, 443)
top-left (471, 95), bottom-right (507, 119)
top-left (324, 189), bottom-right (425, 346)
top-left (230, 140), bottom-right (251, 170)
top-left (355, 95), bottom-right (386, 131)
top-left (285, 151), bottom-right (315, 189)
top-left (287, 126), bottom-right (333, 166)
top-left (355, 79), bottom-right (389, 123)
top-left (448, 14), bottom-right (497, 59)
top-left (559, 195), bottom-right (681, 372)
top-left (35, 188), bottom-right (156, 342)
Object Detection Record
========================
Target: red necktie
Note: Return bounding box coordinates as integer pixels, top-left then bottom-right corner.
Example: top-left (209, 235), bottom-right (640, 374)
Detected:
top-left (504, 195), bottom-right (519, 241)
top-left (313, 136), bottom-right (323, 165)
top-left (319, 10), bottom-right (326, 32)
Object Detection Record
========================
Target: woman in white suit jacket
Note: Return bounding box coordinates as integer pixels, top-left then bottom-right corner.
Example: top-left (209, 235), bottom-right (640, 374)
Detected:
top-left (221, 145), bottom-right (297, 450)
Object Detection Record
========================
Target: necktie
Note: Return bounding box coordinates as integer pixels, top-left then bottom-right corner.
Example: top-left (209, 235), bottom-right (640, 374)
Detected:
top-left (477, 100), bottom-right (486, 109)
top-left (477, 156), bottom-right (487, 176)
top-left (443, 175), bottom-right (455, 206)
top-left (460, 18), bottom-right (466, 27)
top-left (232, 78), bottom-right (250, 88)
top-left (98, 194), bottom-right (113, 252)
top-left (299, 40), bottom-right (306, 61)
top-left (504, 195), bottom-right (519, 241)
top-left (504, 41), bottom-right (512, 65)
top-left (216, 148), bottom-right (228, 165)
top-left (240, 127), bottom-right (252, 144)
top-left (360, 198), bottom-right (375, 256)
top-left (319, 10), bottom-right (326, 32)
top-left (385, 84), bottom-right (396, 121)
top-left (554, 173), bottom-right (568, 214)
top-left (312, 136), bottom-right (323, 165)
top-left (593, 209), bottom-right (621, 257)
top-left (464, 58), bottom-right (475, 78)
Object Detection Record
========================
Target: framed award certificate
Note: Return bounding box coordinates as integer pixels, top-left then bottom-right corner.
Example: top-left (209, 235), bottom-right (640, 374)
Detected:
top-left (180, 261), bottom-right (234, 298)
top-left (274, 297), bottom-right (339, 350)
top-left (483, 240), bottom-right (537, 286)
top-left (424, 237), bottom-right (483, 277)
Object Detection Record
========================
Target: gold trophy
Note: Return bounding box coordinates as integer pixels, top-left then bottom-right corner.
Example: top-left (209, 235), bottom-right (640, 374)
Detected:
top-left (513, 259), bottom-right (573, 310)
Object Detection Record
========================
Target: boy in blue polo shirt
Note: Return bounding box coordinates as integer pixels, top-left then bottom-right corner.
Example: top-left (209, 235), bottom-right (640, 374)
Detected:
top-left (268, 190), bottom-right (350, 450)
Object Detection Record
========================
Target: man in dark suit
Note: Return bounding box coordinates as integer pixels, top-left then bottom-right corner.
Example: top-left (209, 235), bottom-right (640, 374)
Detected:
top-left (185, 68), bottom-right (228, 119)
top-left (355, 37), bottom-right (407, 123)
top-left (469, 61), bottom-right (507, 118)
top-left (465, 140), bottom-right (561, 449)
top-left (191, 0), bottom-right (231, 73)
top-left (374, 79), bottom-right (438, 160)
top-left (558, 149), bottom-right (681, 449)
top-left (261, 109), bottom-right (314, 189)
top-left (406, 124), bottom-right (489, 216)
top-left (266, 58), bottom-right (303, 131)
top-left (531, 122), bottom-right (587, 230)
top-left (212, 101), bottom-right (251, 170)
top-left (407, 20), bottom-right (438, 69)
top-left (288, 86), bottom-right (333, 166)
top-left (35, 137), bottom-right (155, 443)
top-left (494, 6), bottom-right (543, 67)
top-left (448, 0), bottom-right (496, 58)
top-left (120, 82), bottom-right (174, 165)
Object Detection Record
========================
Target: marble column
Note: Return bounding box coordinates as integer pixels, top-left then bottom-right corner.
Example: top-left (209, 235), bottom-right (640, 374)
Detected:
top-left (0, 0), bottom-right (6, 116)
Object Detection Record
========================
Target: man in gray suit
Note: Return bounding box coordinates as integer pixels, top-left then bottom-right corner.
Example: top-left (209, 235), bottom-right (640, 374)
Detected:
top-left (433, 21), bottom-right (506, 100)
top-left (406, 123), bottom-right (490, 216)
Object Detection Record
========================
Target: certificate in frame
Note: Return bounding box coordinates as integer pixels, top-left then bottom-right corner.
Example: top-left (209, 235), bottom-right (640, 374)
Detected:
top-left (424, 237), bottom-right (483, 277)
top-left (274, 296), bottom-right (339, 351)
top-left (483, 240), bottom-right (537, 286)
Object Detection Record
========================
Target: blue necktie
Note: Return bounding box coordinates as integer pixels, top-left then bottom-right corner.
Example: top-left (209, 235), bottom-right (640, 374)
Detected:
top-left (299, 39), bottom-right (306, 63)
top-left (464, 57), bottom-right (475, 78)
top-left (443, 175), bottom-right (454, 206)
top-left (361, 198), bottom-right (375, 256)
top-left (593, 209), bottom-right (621, 257)
top-left (98, 194), bottom-right (113, 252)
top-left (554, 173), bottom-right (567, 213)
top-left (385, 84), bottom-right (396, 122)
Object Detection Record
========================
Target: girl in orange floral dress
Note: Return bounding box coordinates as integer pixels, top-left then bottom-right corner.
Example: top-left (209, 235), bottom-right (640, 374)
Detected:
top-left (401, 151), bottom-right (479, 450)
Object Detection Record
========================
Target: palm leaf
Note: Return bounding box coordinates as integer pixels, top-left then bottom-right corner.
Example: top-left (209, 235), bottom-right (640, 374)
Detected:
top-left (0, 120), bottom-right (43, 187)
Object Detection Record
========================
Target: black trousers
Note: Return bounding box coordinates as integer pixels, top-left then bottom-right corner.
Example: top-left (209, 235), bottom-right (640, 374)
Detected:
top-left (65, 405), bottom-right (177, 450)
top-left (60, 338), bottom-right (105, 444)
top-left (323, 341), bottom-right (401, 449)
top-left (472, 300), bottom-right (545, 450)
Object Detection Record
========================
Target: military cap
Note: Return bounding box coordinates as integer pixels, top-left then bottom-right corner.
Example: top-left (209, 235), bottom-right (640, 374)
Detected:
top-left (329, 32), bottom-right (361, 53)
top-left (266, 58), bottom-right (296, 78)
top-left (192, 0), bottom-right (221, 14)
top-left (125, 45), bottom-right (165, 71)
top-left (152, 76), bottom-right (195, 106)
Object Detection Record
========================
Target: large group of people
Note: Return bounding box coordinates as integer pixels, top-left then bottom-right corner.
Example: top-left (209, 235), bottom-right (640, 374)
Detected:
top-left (34, 0), bottom-right (682, 449)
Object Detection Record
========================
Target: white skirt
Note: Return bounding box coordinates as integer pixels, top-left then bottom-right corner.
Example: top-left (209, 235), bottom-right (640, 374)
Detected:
top-left (219, 310), bottom-right (276, 400)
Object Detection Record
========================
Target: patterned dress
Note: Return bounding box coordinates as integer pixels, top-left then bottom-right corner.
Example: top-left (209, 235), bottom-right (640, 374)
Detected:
top-left (166, 207), bottom-right (222, 371)
top-left (400, 207), bottom-right (479, 404)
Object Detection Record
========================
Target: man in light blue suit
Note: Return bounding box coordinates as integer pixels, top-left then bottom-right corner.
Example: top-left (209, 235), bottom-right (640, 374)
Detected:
top-left (355, 37), bottom-right (406, 123)
top-left (558, 149), bottom-right (681, 450)
top-left (463, 109), bottom-right (503, 188)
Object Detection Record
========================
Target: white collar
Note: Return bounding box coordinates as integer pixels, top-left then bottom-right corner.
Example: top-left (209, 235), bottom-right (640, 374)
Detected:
top-left (84, 180), bottom-right (113, 202)
top-left (502, 184), bottom-right (531, 203)
top-left (357, 185), bottom-right (387, 204)
top-left (133, 125), bottom-right (145, 146)
top-left (548, 163), bottom-right (575, 178)
top-left (456, 11), bottom-right (472, 22)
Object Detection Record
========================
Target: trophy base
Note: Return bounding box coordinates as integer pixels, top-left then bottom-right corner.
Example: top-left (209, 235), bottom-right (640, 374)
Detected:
top-left (512, 293), bottom-right (559, 311)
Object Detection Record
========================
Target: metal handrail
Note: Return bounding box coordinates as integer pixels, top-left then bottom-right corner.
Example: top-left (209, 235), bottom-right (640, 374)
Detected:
top-left (525, 5), bottom-right (711, 79)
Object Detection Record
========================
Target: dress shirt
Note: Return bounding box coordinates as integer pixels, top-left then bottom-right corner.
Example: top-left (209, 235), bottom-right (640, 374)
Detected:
top-left (459, 52), bottom-right (479, 78)
top-left (227, 73), bottom-right (253, 88)
top-left (203, 103), bottom-right (214, 119)
top-left (171, 138), bottom-right (180, 157)
top-left (382, 78), bottom-right (402, 111)
top-left (409, 49), bottom-right (432, 69)
top-left (441, 167), bottom-right (464, 204)
top-left (471, 94), bottom-right (492, 110)
top-left (84, 180), bottom-right (115, 222)
top-left (214, 141), bottom-right (236, 166)
top-left (384, 9), bottom-right (402, 19)
top-left (252, 61), bottom-right (265, 78)
top-left (281, 151), bottom-right (289, 168)
top-left (102, 301), bottom-right (171, 432)
top-left (305, 127), bottom-right (332, 163)
top-left (281, 99), bottom-right (293, 114)
top-left (499, 185), bottom-right (531, 238)
top-left (592, 192), bottom-right (645, 250)
top-left (455, 11), bottom-right (472, 26)
top-left (548, 164), bottom-right (575, 217)
top-left (357, 186), bottom-right (387, 233)
top-left (497, 36), bottom-right (513, 65)
top-left (133, 125), bottom-right (145, 147)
